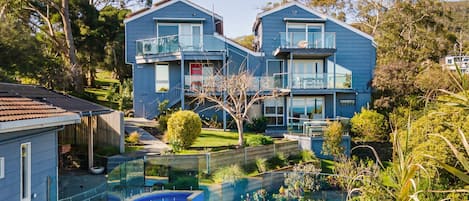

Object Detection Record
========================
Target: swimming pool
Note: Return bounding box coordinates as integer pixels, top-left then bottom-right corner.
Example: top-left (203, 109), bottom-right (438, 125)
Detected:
top-left (133, 192), bottom-right (191, 201)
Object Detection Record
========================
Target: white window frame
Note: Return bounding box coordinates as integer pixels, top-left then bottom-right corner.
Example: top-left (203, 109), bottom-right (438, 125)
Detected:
top-left (287, 96), bottom-right (325, 120)
top-left (20, 142), bottom-right (31, 201)
top-left (155, 63), bottom-right (169, 93)
top-left (285, 22), bottom-right (325, 48)
top-left (0, 157), bottom-right (4, 179)
top-left (156, 22), bottom-right (203, 50)
top-left (264, 98), bottom-right (284, 126)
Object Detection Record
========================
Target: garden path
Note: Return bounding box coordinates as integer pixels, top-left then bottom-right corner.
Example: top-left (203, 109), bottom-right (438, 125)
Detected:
top-left (125, 118), bottom-right (170, 154)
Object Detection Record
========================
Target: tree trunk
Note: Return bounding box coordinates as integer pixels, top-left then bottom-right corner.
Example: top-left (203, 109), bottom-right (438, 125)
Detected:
top-left (61, 0), bottom-right (83, 93)
top-left (236, 119), bottom-right (244, 147)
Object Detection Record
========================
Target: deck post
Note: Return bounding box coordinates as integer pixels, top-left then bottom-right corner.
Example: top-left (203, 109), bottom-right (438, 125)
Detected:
top-left (333, 92), bottom-right (337, 118)
top-left (88, 115), bottom-right (94, 169)
top-left (289, 53), bottom-right (293, 127)
top-left (223, 51), bottom-right (227, 131)
top-left (181, 53), bottom-right (185, 110)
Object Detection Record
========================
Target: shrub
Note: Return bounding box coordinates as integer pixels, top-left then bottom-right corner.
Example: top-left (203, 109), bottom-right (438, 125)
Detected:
top-left (350, 108), bottom-right (389, 142)
top-left (322, 121), bottom-right (345, 157)
top-left (126, 131), bottom-right (140, 145)
top-left (247, 117), bottom-right (267, 133)
top-left (164, 110), bottom-right (202, 152)
top-left (267, 152), bottom-right (287, 169)
top-left (212, 164), bottom-right (245, 183)
top-left (245, 135), bottom-right (273, 146)
top-left (158, 114), bottom-right (170, 132)
top-left (256, 158), bottom-right (268, 173)
top-left (300, 150), bottom-right (317, 163)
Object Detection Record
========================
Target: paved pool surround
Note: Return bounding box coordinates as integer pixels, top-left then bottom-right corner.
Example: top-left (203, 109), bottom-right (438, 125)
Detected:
top-left (124, 190), bottom-right (204, 201)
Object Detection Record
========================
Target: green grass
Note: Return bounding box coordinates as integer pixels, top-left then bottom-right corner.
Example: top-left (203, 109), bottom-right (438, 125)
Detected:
top-left (125, 146), bottom-right (143, 153)
top-left (191, 129), bottom-right (258, 148)
top-left (84, 70), bottom-right (123, 110)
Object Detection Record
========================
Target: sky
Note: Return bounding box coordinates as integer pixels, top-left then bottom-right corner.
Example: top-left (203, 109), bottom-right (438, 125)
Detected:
top-left (187, 0), bottom-right (280, 38)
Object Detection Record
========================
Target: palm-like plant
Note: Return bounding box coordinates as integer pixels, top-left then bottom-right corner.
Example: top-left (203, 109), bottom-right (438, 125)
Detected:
top-left (431, 64), bottom-right (469, 191)
top-left (427, 130), bottom-right (469, 189)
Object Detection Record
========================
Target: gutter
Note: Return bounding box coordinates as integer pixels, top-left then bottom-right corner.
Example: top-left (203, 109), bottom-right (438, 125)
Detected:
top-left (0, 114), bottom-right (80, 134)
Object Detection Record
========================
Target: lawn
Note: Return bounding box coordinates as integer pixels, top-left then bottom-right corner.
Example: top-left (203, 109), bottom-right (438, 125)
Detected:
top-left (191, 129), bottom-right (258, 148)
top-left (83, 70), bottom-right (132, 110)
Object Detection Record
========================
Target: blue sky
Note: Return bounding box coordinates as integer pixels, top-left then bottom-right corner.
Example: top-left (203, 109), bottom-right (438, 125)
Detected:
top-left (189, 0), bottom-right (280, 38)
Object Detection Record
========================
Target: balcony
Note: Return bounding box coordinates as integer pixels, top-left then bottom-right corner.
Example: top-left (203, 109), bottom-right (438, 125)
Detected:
top-left (184, 75), bottom-right (277, 92)
top-left (135, 35), bottom-right (225, 63)
top-left (272, 73), bottom-right (352, 89)
top-left (274, 32), bottom-right (336, 57)
top-left (182, 73), bottom-right (351, 94)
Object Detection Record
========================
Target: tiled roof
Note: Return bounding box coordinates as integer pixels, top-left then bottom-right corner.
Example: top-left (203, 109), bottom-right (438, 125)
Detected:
top-left (0, 83), bottom-right (112, 116)
top-left (0, 97), bottom-right (73, 122)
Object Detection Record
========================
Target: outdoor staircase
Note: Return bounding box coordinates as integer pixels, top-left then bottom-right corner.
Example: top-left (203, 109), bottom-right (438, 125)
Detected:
top-left (144, 83), bottom-right (182, 119)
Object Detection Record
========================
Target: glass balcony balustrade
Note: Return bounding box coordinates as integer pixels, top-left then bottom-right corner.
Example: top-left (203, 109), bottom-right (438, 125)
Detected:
top-left (279, 32), bottom-right (336, 49)
top-left (136, 34), bottom-right (225, 56)
top-left (273, 73), bottom-right (352, 89)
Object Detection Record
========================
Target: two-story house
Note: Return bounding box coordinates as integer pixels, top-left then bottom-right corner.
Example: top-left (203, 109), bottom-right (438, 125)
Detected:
top-left (125, 0), bottom-right (376, 132)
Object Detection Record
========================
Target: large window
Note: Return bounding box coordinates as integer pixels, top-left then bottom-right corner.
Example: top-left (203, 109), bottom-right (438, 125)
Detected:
top-left (267, 60), bottom-right (284, 88)
top-left (20, 142), bottom-right (31, 201)
top-left (157, 23), bottom-right (203, 51)
top-left (264, 98), bottom-right (284, 126)
top-left (286, 23), bottom-right (324, 48)
top-left (155, 64), bottom-right (169, 92)
top-left (292, 60), bottom-right (324, 88)
top-left (288, 97), bottom-right (324, 123)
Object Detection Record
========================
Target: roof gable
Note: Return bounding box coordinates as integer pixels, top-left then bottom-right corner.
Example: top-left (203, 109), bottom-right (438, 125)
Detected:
top-left (125, 0), bottom-right (222, 24)
top-left (257, 2), bottom-right (374, 42)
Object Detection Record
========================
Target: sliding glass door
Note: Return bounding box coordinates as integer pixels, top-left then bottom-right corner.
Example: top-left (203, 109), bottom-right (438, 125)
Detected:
top-left (288, 97), bottom-right (324, 123)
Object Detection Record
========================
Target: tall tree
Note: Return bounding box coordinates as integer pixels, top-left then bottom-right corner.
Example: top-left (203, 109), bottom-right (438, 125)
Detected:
top-left (372, 0), bottom-right (453, 110)
top-left (99, 6), bottom-right (131, 83)
top-left (10, 0), bottom-right (84, 92)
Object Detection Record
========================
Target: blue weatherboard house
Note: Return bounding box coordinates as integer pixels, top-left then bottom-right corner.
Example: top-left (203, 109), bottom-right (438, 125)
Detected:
top-left (125, 0), bottom-right (376, 131)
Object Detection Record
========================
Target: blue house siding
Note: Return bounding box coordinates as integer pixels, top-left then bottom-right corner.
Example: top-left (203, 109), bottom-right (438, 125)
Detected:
top-left (0, 129), bottom-right (58, 201)
top-left (259, 5), bottom-right (322, 56)
top-left (126, 1), bottom-right (376, 121)
top-left (126, 1), bottom-right (219, 64)
top-left (133, 62), bottom-right (183, 118)
top-left (326, 21), bottom-right (374, 93)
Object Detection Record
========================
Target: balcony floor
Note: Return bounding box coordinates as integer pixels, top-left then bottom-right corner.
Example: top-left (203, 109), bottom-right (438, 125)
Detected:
top-left (136, 51), bottom-right (225, 64)
top-left (273, 47), bottom-right (336, 58)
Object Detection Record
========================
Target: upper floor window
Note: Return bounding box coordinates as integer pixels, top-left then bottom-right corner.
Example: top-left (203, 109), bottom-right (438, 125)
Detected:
top-left (286, 23), bottom-right (324, 48)
top-left (157, 23), bottom-right (203, 51)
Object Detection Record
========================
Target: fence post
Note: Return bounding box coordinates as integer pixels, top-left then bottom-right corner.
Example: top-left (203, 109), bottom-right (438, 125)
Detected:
top-left (273, 143), bottom-right (276, 155)
top-left (206, 153), bottom-right (210, 174)
top-left (244, 147), bottom-right (247, 166)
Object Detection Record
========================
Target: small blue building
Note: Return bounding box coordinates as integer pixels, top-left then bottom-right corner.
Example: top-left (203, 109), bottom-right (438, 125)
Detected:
top-left (0, 97), bottom-right (80, 201)
top-left (125, 0), bottom-right (376, 130)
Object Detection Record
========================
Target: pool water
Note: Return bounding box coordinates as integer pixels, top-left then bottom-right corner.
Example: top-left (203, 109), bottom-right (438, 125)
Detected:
top-left (132, 192), bottom-right (192, 201)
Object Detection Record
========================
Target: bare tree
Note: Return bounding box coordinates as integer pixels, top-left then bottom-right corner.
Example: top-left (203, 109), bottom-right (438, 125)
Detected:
top-left (191, 70), bottom-right (285, 147)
